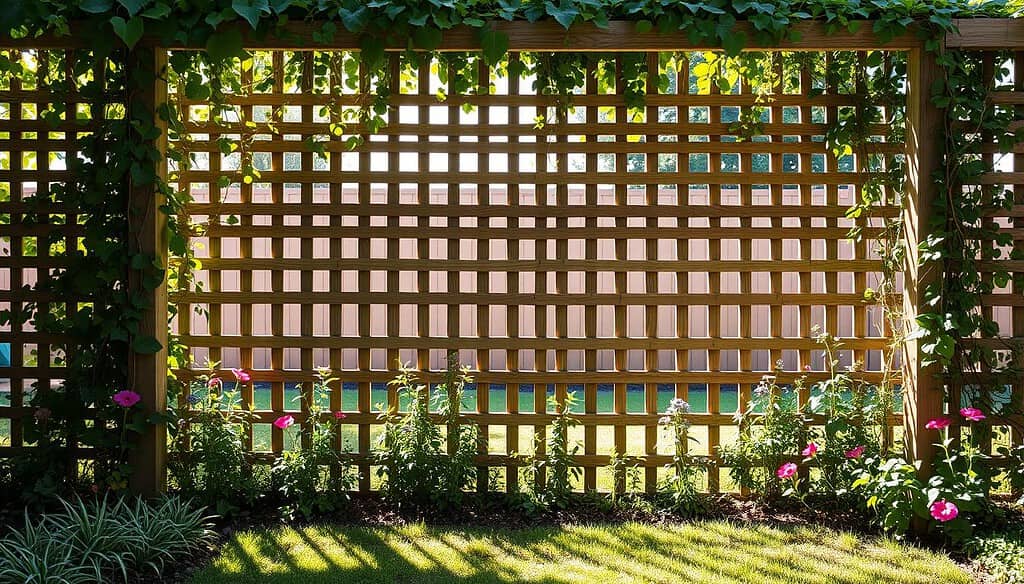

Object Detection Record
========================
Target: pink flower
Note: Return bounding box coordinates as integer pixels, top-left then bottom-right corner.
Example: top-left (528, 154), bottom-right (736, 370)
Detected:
top-left (776, 462), bottom-right (798, 479)
top-left (34, 407), bottom-right (51, 422)
top-left (925, 417), bottom-right (951, 430)
top-left (273, 415), bottom-right (294, 430)
top-left (960, 407), bottom-right (986, 422)
top-left (930, 499), bottom-right (959, 522)
top-left (333, 411), bottom-right (346, 420)
top-left (804, 364), bottom-right (812, 372)
top-left (207, 377), bottom-right (222, 389)
top-left (845, 445), bottom-right (866, 459)
top-left (801, 442), bottom-right (819, 457)
top-left (231, 368), bottom-right (252, 383)
top-left (112, 390), bottom-right (141, 408)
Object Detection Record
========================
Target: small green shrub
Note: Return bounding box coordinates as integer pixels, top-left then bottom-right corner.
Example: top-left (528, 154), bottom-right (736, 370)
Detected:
top-left (998, 444), bottom-right (1024, 505)
top-left (527, 392), bottom-right (581, 509)
top-left (657, 398), bottom-right (706, 516)
top-left (965, 526), bottom-right (1024, 584)
top-left (168, 367), bottom-right (265, 516)
top-left (271, 368), bottom-right (357, 519)
top-left (0, 496), bottom-right (216, 584)
top-left (806, 330), bottom-right (891, 496)
top-left (719, 373), bottom-right (811, 498)
top-left (375, 355), bottom-right (478, 511)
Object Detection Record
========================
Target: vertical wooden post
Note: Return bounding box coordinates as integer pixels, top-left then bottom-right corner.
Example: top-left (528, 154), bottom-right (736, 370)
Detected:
top-left (902, 47), bottom-right (944, 476)
top-left (128, 47), bottom-right (169, 496)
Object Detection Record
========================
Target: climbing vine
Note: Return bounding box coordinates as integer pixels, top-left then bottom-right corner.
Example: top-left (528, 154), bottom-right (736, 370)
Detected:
top-left (1, 0), bottom-right (1023, 499)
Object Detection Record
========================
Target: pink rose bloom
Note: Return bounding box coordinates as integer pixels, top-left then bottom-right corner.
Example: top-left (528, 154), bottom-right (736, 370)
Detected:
top-left (207, 377), bottom-right (222, 389)
top-left (925, 417), bottom-right (951, 430)
top-left (273, 415), bottom-right (294, 430)
top-left (333, 411), bottom-right (346, 420)
top-left (801, 442), bottom-right (819, 457)
top-left (929, 499), bottom-right (959, 522)
top-left (113, 390), bottom-right (141, 408)
top-left (804, 364), bottom-right (812, 372)
top-left (776, 462), bottom-right (798, 479)
top-left (845, 445), bottom-right (866, 459)
top-left (231, 368), bottom-right (252, 383)
top-left (960, 407), bottom-right (985, 422)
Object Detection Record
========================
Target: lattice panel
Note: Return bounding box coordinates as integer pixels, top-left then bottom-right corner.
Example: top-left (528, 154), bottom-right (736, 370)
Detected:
top-left (172, 50), bottom-right (902, 493)
top-left (959, 50), bottom-right (1024, 455)
top-left (0, 50), bottom-right (105, 458)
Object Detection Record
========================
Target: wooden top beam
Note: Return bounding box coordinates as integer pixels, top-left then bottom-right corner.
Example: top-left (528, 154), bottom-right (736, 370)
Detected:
top-left (1, 20), bottom-right (927, 51)
top-left (946, 18), bottom-right (1024, 50)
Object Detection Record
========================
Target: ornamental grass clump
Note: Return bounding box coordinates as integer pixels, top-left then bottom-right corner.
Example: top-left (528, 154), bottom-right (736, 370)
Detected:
top-left (0, 496), bottom-right (216, 584)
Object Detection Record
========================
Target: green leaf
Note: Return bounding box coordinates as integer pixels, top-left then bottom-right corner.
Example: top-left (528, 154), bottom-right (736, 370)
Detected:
top-left (81, 0), bottom-right (115, 14)
top-left (206, 28), bottom-right (245, 61)
top-left (413, 26), bottom-right (443, 51)
top-left (635, 20), bottom-right (653, 34)
top-left (721, 31), bottom-right (746, 56)
top-left (131, 335), bottom-right (163, 354)
top-left (233, 0), bottom-right (270, 30)
top-left (141, 2), bottom-right (170, 18)
top-left (117, 0), bottom-right (148, 16)
top-left (110, 16), bottom-right (145, 49)
top-left (544, 1), bottom-right (578, 29)
top-left (479, 29), bottom-right (509, 67)
top-left (339, 6), bottom-right (369, 32)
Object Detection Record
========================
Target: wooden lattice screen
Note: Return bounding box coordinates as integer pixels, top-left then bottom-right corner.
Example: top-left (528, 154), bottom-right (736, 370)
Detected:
top-left (943, 45), bottom-right (1024, 456)
top-left (0, 50), bottom-right (113, 463)
top-left (171, 48), bottom-right (902, 493)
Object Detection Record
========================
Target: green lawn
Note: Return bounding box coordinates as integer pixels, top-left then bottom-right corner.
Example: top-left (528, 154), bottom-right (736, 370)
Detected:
top-left (190, 521), bottom-right (971, 584)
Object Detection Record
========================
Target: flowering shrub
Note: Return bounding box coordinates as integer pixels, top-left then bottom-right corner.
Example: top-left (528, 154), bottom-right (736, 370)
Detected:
top-left (271, 368), bottom-right (356, 519)
top-left (806, 333), bottom-right (891, 497)
top-left (657, 398), bottom-right (705, 515)
top-left (375, 356), bottom-right (479, 511)
top-left (719, 373), bottom-right (811, 498)
top-left (851, 409), bottom-right (997, 542)
top-left (168, 366), bottom-right (263, 516)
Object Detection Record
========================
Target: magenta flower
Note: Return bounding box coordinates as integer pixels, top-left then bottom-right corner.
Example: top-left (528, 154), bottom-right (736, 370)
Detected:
top-left (776, 462), bottom-right (798, 479)
top-left (960, 407), bottom-right (986, 422)
top-left (112, 390), bottom-right (141, 408)
top-left (333, 411), bottom-right (346, 420)
top-left (925, 417), bottom-right (951, 430)
top-left (845, 445), bottom-right (866, 459)
top-left (801, 442), bottom-right (819, 457)
top-left (929, 499), bottom-right (959, 522)
top-left (231, 368), bottom-right (252, 383)
top-left (207, 377), bottom-right (222, 389)
top-left (273, 415), bottom-right (294, 430)
top-left (803, 364), bottom-right (812, 372)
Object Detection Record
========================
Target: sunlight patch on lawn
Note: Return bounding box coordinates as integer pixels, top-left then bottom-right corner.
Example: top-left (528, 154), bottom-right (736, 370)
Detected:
top-left (191, 521), bottom-right (971, 584)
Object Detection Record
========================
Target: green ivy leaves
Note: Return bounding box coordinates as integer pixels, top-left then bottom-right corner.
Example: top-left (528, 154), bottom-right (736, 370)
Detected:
top-left (111, 16), bottom-right (144, 48)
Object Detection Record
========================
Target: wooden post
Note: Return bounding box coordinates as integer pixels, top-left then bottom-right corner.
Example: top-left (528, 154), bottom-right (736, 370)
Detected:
top-left (902, 47), bottom-right (944, 476)
top-left (127, 47), bottom-right (169, 496)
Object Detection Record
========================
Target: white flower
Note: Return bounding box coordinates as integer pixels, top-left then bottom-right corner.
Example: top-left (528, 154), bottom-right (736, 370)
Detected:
top-left (658, 415), bottom-right (672, 425)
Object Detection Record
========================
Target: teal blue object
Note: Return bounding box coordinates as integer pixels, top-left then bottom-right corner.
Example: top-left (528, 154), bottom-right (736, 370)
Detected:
top-left (0, 343), bottom-right (9, 367)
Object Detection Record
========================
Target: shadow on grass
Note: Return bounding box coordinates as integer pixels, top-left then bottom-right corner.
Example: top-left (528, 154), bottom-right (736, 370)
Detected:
top-left (190, 521), bottom-right (970, 584)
